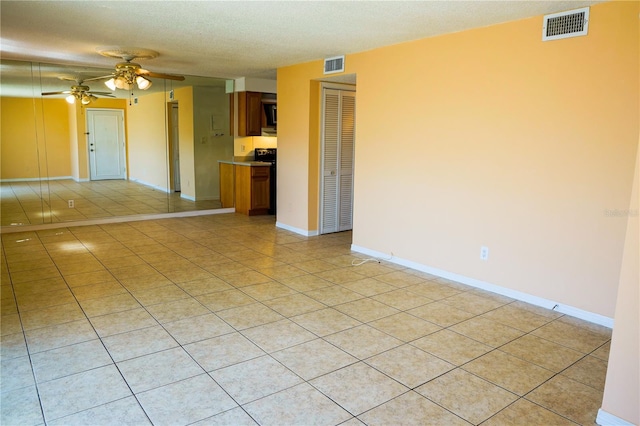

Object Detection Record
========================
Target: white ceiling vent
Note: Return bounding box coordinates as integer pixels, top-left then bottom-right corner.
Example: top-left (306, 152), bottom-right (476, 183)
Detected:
top-left (542, 7), bottom-right (589, 41)
top-left (324, 56), bottom-right (345, 74)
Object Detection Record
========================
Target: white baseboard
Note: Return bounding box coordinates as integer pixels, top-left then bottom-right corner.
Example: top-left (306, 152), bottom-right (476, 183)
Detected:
top-left (276, 221), bottom-right (319, 236)
top-left (351, 244), bottom-right (614, 329)
top-left (129, 178), bottom-right (170, 193)
top-left (555, 305), bottom-right (614, 329)
top-left (191, 196), bottom-right (220, 202)
top-left (0, 208), bottom-right (236, 234)
top-left (180, 193), bottom-right (196, 201)
top-left (597, 409), bottom-right (635, 426)
top-left (1, 176), bottom-right (73, 182)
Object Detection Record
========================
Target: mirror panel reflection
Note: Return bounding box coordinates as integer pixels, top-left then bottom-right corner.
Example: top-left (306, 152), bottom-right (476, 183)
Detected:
top-left (1, 60), bottom-right (234, 227)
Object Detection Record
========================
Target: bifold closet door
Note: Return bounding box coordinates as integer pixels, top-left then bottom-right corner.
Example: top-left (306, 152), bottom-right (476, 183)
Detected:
top-left (321, 88), bottom-right (356, 234)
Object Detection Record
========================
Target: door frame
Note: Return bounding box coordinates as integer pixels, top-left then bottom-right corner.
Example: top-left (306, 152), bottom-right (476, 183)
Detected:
top-left (168, 101), bottom-right (181, 192)
top-left (319, 82), bottom-right (356, 234)
top-left (86, 108), bottom-right (126, 181)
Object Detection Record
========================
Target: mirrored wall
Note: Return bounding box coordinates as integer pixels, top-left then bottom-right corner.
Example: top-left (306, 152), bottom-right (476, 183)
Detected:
top-left (0, 60), bottom-right (234, 227)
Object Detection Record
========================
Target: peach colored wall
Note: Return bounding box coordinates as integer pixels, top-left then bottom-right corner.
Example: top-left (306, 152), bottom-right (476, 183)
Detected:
top-left (307, 80), bottom-right (322, 230)
top-left (600, 16), bottom-right (640, 420)
top-left (0, 97), bottom-right (127, 181)
top-left (127, 91), bottom-right (170, 191)
top-left (1, 97), bottom-right (71, 179)
top-left (276, 1), bottom-right (638, 318)
top-left (68, 102), bottom-right (80, 180)
top-left (277, 60), bottom-right (324, 231)
top-left (39, 99), bottom-right (71, 177)
top-left (1, 97), bottom-right (41, 179)
top-left (600, 140), bottom-right (639, 425)
top-left (174, 86), bottom-right (195, 199)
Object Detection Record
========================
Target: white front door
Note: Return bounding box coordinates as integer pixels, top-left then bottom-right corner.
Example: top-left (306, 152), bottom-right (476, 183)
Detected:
top-left (320, 87), bottom-right (356, 234)
top-left (87, 109), bottom-right (126, 180)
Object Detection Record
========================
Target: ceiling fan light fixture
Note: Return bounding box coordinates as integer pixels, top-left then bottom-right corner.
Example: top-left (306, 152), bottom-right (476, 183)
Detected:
top-left (81, 95), bottom-right (92, 105)
top-left (105, 78), bottom-right (117, 91)
top-left (136, 76), bottom-right (152, 90)
top-left (65, 95), bottom-right (76, 104)
top-left (114, 76), bottom-right (130, 90)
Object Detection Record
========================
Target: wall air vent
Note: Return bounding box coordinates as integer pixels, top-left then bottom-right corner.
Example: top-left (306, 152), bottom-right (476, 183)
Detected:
top-left (542, 7), bottom-right (589, 41)
top-left (324, 56), bottom-right (345, 74)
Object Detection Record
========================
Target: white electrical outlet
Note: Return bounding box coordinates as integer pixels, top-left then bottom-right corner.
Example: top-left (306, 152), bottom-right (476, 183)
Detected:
top-left (68, 200), bottom-right (74, 208)
top-left (241, 144), bottom-right (246, 152)
top-left (480, 246), bottom-right (489, 261)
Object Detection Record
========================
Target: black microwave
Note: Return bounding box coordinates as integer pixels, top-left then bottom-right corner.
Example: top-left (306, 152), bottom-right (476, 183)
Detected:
top-left (263, 103), bottom-right (276, 127)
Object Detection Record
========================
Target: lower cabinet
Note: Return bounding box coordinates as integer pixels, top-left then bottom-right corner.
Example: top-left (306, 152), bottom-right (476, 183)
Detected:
top-left (249, 166), bottom-right (270, 213)
top-left (219, 162), bottom-right (235, 208)
top-left (220, 164), bottom-right (271, 216)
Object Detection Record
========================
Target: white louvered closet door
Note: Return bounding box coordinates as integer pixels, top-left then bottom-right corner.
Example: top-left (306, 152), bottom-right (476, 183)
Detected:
top-left (321, 88), bottom-right (356, 234)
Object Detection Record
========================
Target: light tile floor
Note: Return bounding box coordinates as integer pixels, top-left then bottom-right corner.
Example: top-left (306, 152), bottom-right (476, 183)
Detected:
top-left (0, 179), bottom-right (222, 226)
top-left (1, 214), bottom-right (612, 425)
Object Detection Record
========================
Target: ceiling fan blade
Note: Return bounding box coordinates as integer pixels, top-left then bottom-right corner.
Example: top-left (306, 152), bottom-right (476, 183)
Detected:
top-left (89, 92), bottom-right (116, 97)
top-left (83, 75), bottom-right (114, 82)
top-left (41, 91), bottom-right (70, 96)
top-left (138, 69), bottom-right (185, 81)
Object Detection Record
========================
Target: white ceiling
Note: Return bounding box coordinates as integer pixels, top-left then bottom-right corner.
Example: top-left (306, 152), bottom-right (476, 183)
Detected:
top-left (2, 0), bottom-right (600, 83)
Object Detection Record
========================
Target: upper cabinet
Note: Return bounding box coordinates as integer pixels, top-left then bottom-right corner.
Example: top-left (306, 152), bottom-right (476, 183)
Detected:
top-left (238, 91), bottom-right (262, 136)
top-left (237, 91), bottom-right (276, 137)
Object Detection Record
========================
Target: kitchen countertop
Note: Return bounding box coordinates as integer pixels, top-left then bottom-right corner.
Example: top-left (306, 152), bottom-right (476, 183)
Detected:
top-left (218, 160), bottom-right (272, 166)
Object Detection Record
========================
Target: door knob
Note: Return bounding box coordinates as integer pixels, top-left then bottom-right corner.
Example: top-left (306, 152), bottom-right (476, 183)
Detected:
top-left (90, 149), bottom-right (95, 152)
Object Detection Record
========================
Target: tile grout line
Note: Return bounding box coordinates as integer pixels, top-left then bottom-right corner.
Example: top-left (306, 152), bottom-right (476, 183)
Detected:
top-left (2, 215), bottom-right (611, 425)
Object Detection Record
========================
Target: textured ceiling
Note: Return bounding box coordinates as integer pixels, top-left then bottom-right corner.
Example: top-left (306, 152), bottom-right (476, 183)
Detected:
top-left (2, 0), bottom-right (600, 82)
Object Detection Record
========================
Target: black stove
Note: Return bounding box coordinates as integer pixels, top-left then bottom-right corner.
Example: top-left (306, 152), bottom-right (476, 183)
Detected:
top-left (254, 148), bottom-right (277, 215)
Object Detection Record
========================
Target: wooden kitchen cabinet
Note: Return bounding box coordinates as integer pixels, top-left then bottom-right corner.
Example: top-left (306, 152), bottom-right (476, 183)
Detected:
top-left (237, 91), bottom-right (263, 136)
top-left (219, 162), bottom-right (235, 208)
top-left (234, 164), bottom-right (270, 215)
top-left (249, 166), bottom-right (270, 212)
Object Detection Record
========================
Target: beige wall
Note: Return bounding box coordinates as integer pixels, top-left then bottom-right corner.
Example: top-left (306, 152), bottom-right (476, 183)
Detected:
top-left (127, 91), bottom-right (170, 190)
top-left (193, 86), bottom-right (233, 200)
top-left (277, 1), bottom-right (638, 319)
top-left (234, 135), bottom-right (277, 158)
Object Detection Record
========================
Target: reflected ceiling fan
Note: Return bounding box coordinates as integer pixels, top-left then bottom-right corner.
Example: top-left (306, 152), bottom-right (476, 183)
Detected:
top-left (41, 76), bottom-right (115, 105)
top-left (95, 47), bottom-right (185, 91)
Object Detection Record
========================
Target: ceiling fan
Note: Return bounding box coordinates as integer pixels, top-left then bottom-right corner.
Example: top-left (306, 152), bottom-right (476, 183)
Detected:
top-left (41, 76), bottom-right (115, 105)
top-left (95, 47), bottom-right (185, 91)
